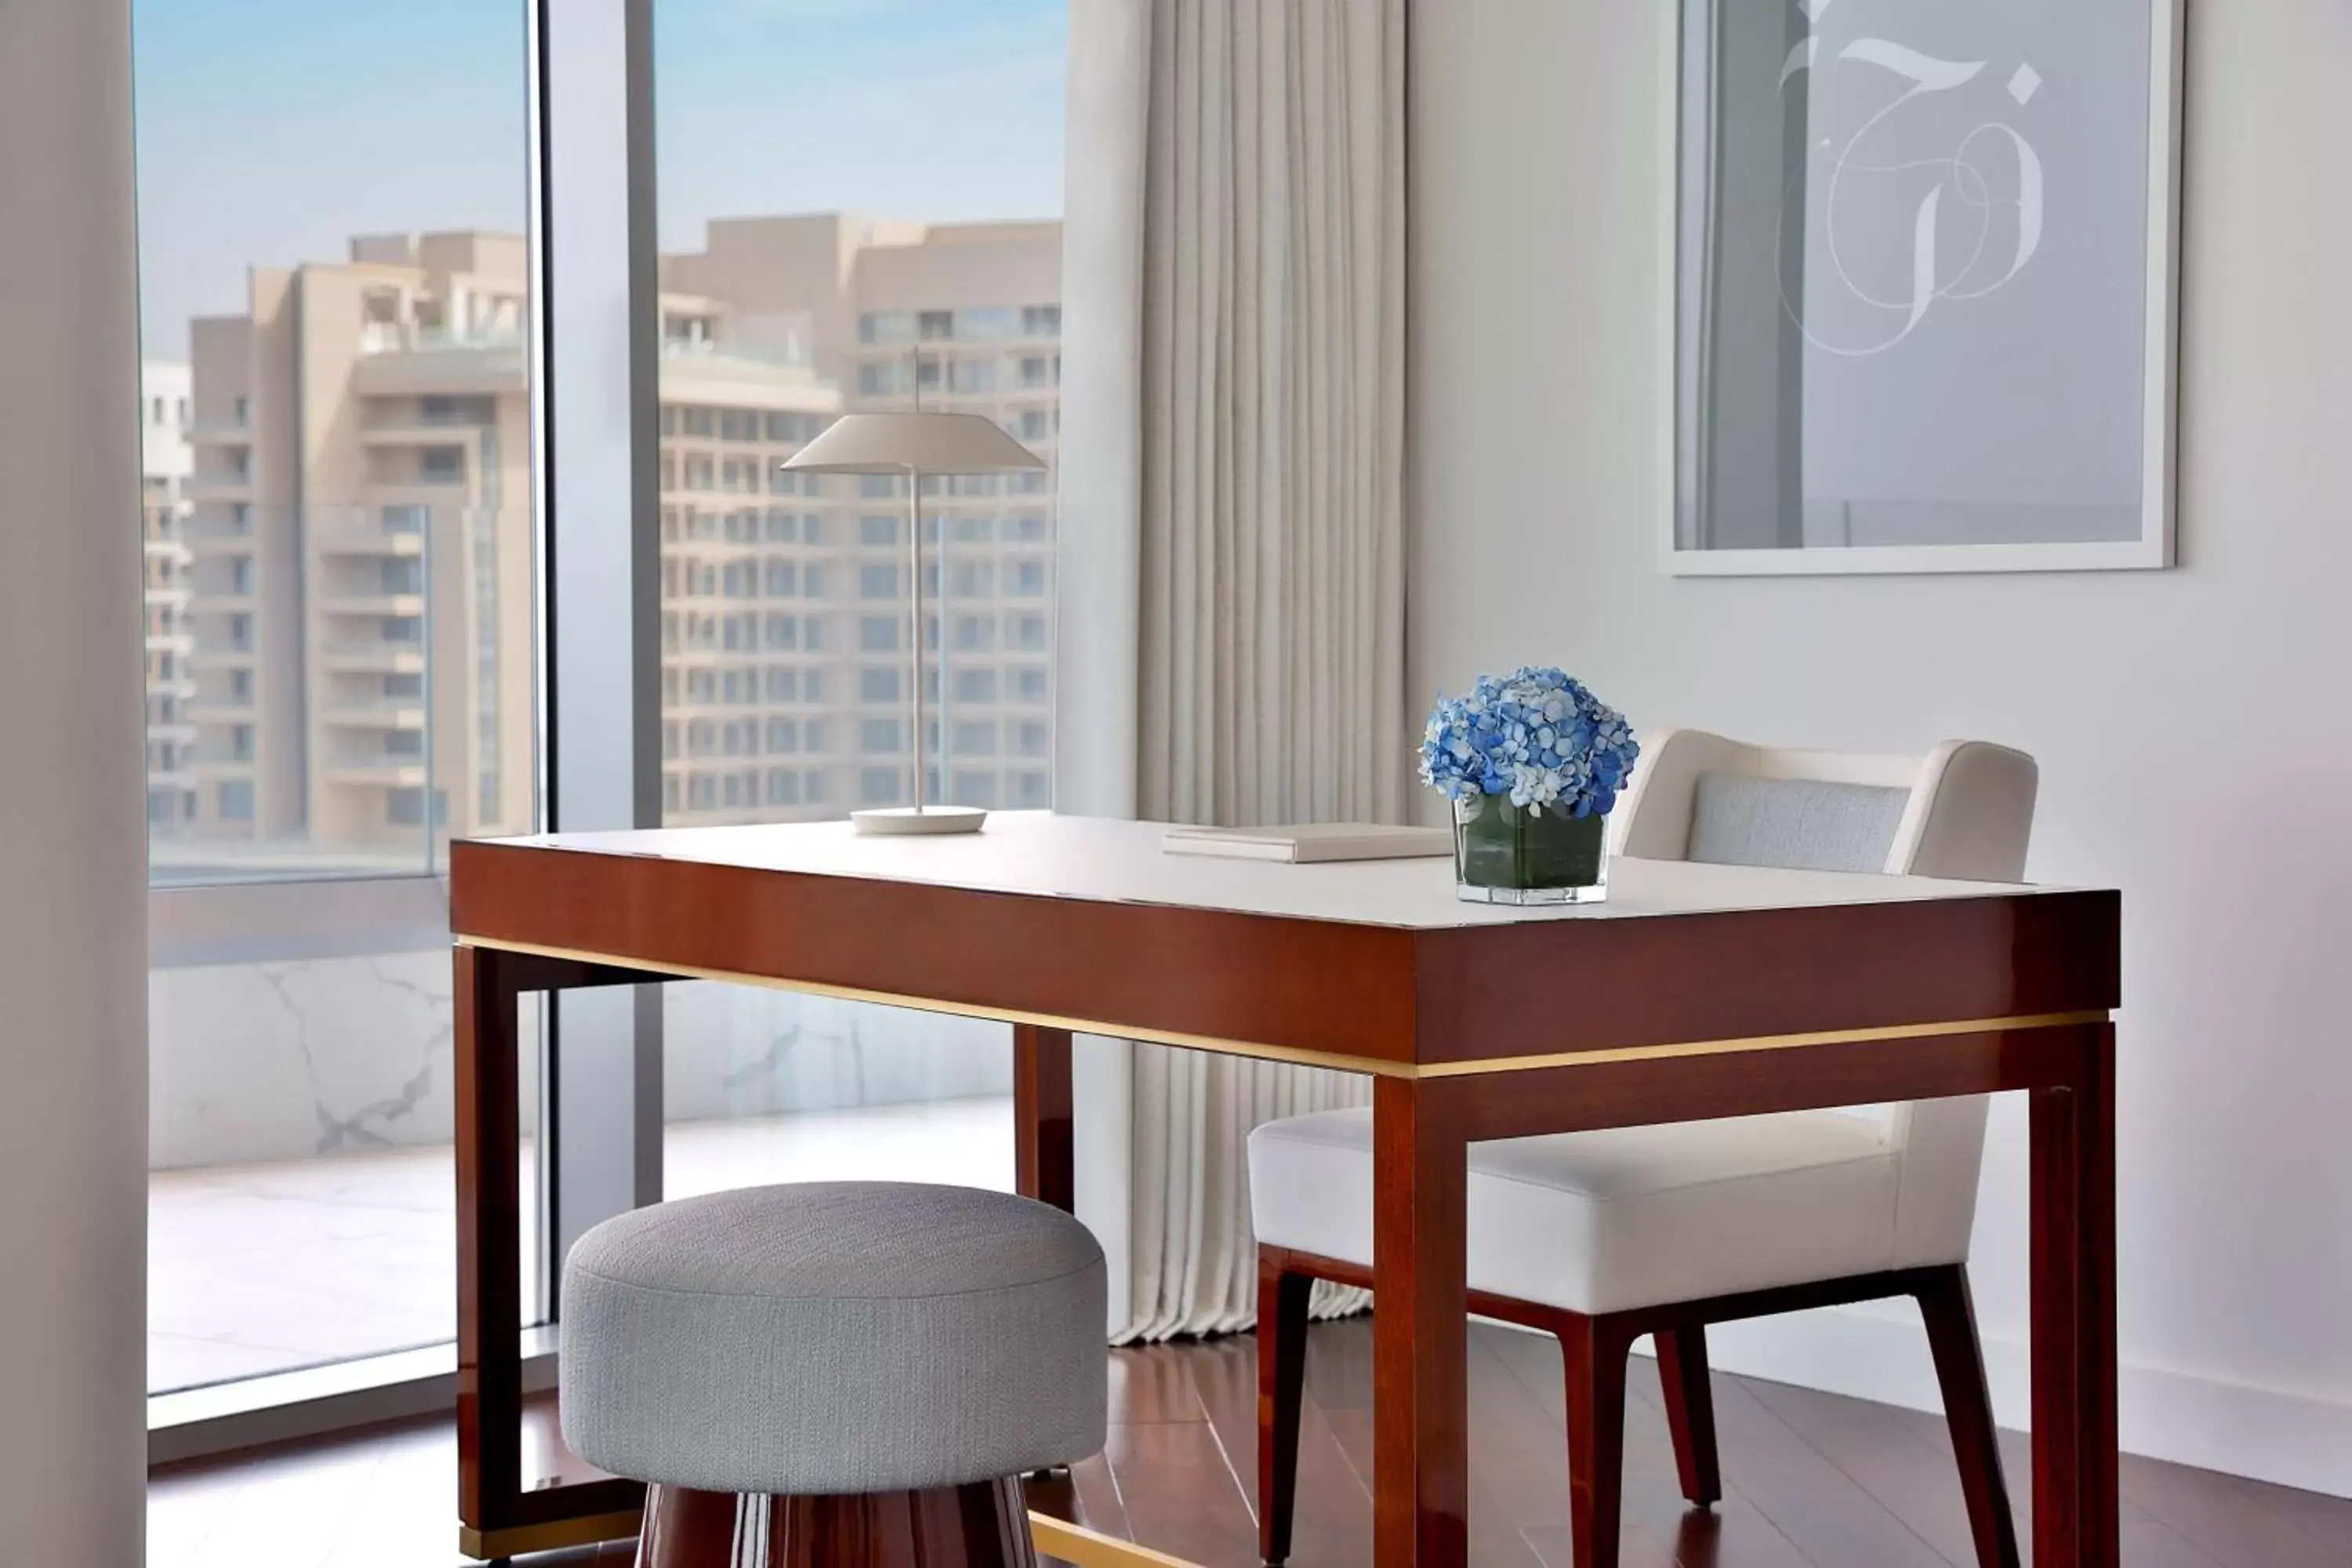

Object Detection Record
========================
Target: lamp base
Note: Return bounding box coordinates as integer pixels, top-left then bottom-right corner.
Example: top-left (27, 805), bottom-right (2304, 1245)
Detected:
top-left (851, 805), bottom-right (989, 837)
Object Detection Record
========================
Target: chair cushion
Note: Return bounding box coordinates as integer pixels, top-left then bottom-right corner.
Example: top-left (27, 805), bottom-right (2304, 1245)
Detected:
top-left (560, 1182), bottom-right (1106, 1494)
top-left (1686, 772), bottom-right (1909, 874)
top-left (1248, 1108), bottom-right (1932, 1315)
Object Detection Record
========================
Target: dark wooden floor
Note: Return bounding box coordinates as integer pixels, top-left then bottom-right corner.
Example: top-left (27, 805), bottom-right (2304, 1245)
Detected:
top-left (149, 1318), bottom-right (2352, 1568)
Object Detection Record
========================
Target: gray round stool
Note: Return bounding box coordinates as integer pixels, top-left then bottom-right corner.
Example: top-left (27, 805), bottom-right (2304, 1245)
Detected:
top-left (560, 1181), bottom-right (1107, 1568)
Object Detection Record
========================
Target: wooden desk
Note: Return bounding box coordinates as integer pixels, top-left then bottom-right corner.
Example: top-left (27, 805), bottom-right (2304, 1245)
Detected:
top-left (448, 813), bottom-right (2119, 1567)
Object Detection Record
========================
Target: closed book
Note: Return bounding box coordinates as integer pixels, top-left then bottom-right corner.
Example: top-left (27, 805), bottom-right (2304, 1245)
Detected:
top-left (1160, 822), bottom-right (1452, 864)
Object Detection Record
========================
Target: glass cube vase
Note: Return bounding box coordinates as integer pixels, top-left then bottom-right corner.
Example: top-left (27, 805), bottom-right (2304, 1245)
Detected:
top-left (1451, 794), bottom-right (1610, 906)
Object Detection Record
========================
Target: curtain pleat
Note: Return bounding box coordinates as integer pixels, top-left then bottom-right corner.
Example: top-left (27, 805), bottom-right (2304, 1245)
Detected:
top-left (1116, 0), bottom-right (1408, 1344)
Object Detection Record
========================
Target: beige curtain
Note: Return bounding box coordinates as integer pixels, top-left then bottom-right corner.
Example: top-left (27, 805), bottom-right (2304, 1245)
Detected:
top-left (1105, 0), bottom-right (1409, 1342)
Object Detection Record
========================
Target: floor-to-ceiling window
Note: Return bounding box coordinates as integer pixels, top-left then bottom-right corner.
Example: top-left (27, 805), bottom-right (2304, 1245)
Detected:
top-left (648, 0), bottom-right (1068, 1200)
top-left (132, 0), bottom-right (1069, 1417)
top-left (134, 0), bottom-right (543, 1397)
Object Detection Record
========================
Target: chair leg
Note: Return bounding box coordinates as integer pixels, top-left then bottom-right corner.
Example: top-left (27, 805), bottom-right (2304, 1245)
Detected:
top-left (1256, 1247), bottom-right (1313, 1566)
top-left (1916, 1264), bottom-right (2023, 1568)
top-left (1652, 1327), bottom-right (1722, 1506)
top-left (1560, 1316), bottom-right (1631, 1568)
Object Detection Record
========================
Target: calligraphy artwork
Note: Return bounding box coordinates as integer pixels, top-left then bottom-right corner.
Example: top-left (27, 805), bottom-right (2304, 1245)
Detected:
top-left (1670, 0), bottom-right (2181, 575)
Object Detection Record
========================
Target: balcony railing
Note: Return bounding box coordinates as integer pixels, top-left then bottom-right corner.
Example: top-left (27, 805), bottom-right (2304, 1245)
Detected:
top-left (661, 334), bottom-right (815, 371)
top-left (314, 525), bottom-right (427, 558)
top-left (314, 591), bottom-right (426, 618)
top-left (185, 516), bottom-right (254, 549)
top-left (184, 473), bottom-right (255, 501)
top-left (358, 321), bottom-right (525, 356)
top-left (350, 325), bottom-right (527, 397)
top-left (319, 755), bottom-right (429, 786)
top-left (320, 643), bottom-right (426, 674)
top-left (321, 699), bottom-right (428, 729)
top-left (367, 470), bottom-right (471, 491)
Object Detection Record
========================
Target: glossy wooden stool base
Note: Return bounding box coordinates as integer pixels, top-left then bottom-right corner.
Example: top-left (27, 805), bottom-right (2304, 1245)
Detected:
top-left (634, 1476), bottom-right (1039, 1568)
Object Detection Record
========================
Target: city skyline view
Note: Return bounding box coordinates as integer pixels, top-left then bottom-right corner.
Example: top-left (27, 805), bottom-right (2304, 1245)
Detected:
top-left (125, 0), bottom-right (1073, 1413)
top-left (143, 213), bottom-right (1063, 874)
top-left (134, 0), bottom-right (1071, 875)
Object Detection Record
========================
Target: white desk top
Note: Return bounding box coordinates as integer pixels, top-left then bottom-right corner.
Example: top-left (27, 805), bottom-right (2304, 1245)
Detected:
top-left (502, 811), bottom-right (2058, 932)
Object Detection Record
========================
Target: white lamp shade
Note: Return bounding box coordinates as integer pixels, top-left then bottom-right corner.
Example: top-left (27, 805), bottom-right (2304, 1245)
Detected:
top-left (779, 412), bottom-right (1047, 475)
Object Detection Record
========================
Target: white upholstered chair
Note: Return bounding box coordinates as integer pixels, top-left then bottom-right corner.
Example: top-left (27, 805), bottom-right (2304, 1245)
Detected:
top-left (1247, 730), bottom-right (2038, 1568)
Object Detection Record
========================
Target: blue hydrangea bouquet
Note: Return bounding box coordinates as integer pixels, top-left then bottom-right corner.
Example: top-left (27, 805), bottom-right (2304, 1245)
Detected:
top-left (1417, 667), bottom-right (1639, 904)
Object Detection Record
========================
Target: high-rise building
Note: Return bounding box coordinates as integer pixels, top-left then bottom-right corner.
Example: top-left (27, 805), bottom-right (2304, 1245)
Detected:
top-left (660, 215), bottom-right (1062, 822)
top-left (176, 234), bottom-right (537, 873)
top-left (141, 361), bottom-right (197, 836)
top-left (166, 215), bottom-right (1058, 869)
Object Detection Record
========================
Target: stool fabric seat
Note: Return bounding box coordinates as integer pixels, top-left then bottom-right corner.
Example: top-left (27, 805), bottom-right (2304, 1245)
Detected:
top-left (561, 1181), bottom-right (1106, 1497)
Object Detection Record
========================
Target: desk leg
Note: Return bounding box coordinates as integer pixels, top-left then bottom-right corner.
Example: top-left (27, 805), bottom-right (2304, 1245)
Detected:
top-left (2031, 1022), bottom-right (2120, 1568)
top-left (1373, 1075), bottom-right (1470, 1567)
top-left (454, 949), bottom-right (651, 1560)
top-left (456, 945), bottom-right (523, 1541)
top-left (1014, 1025), bottom-right (1074, 1212)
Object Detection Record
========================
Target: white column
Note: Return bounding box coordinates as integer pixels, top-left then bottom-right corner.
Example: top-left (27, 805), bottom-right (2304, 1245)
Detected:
top-left (0, 0), bottom-right (149, 1559)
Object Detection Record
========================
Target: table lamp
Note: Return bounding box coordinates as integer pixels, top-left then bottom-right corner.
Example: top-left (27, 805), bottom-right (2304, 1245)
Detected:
top-left (781, 376), bottom-right (1046, 835)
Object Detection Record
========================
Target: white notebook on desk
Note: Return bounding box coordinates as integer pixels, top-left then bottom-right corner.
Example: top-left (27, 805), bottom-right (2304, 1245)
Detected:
top-left (1160, 822), bottom-right (1452, 864)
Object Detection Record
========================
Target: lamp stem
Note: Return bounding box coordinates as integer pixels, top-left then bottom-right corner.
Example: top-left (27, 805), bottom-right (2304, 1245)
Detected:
top-left (909, 464), bottom-right (924, 815)
top-left (906, 342), bottom-right (927, 816)
top-left (909, 346), bottom-right (927, 815)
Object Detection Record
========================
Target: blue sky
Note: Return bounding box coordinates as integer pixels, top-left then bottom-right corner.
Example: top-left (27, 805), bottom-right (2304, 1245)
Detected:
top-left (132, 0), bottom-right (1066, 359)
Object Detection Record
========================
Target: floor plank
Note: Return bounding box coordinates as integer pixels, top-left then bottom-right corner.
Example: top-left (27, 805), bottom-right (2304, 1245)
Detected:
top-left (1185, 1328), bottom-right (1374, 1568)
top-left (2118, 1451), bottom-right (2352, 1568)
top-left (1653, 1363), bottom-right (1955, 1568)
top-left (1101, 1416), bottom-right (1263, 1567)
top-left (145, 1317), bottom-right (2352, 1568)
top-left (1067, 1451), bottom-right (1136, 1546)
top-left (1485, 1327), bottom-right (1817, 1568)
top-left (1889, 1399), bottom-right (2041, 1548)
top-left (2238, 1476), bottom-right (2352, 1561)
top-left (1742, 1370), bottom-right (2004, 1567)
top-left (1889, 1396), bottom-right (2241, 1568)
top-left (1090, 1345), bottom-right (1265, 1568)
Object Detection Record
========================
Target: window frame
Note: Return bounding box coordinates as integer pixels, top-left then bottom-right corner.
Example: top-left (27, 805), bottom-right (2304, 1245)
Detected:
top-left (147, 0), bottom-right (1067, 1449)
top-left (143, 0), bottom-right (665, 1446)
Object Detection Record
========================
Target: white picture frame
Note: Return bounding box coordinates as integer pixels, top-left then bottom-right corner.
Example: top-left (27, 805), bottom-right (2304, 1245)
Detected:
top-left (1661, 0), bottom-right (2185, 577)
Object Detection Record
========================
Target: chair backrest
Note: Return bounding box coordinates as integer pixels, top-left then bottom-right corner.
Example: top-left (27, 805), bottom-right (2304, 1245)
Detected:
top-left (1607, 729), bottom-right (2039, 1268)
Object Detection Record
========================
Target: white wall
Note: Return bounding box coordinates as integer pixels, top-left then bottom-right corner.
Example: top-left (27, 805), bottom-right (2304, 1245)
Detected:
top-left (1410, 1), bottom-right (2352, 1496)
top-left (0, 0), bottom-right (150, 1558)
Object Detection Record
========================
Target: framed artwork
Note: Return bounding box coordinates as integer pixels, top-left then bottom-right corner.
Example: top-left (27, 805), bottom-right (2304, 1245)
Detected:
top-left (1664, 0), bottom-right (2184, 575)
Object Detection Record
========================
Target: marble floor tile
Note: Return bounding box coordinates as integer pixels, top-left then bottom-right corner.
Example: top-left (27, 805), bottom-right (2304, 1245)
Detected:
top-left (663, 1094), bottom-right (1016, 1198)
top-left (147, 1097), bottom-right (1014, 1394)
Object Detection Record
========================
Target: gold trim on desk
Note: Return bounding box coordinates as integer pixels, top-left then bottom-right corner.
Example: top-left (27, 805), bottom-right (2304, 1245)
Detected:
top-left (1415, 1009), bottom-right (2111, 1077)
top-left (453, 935), bottom-right (2106, 1081)
top-left (1028, 1512), bottom-right (1202, 1568)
